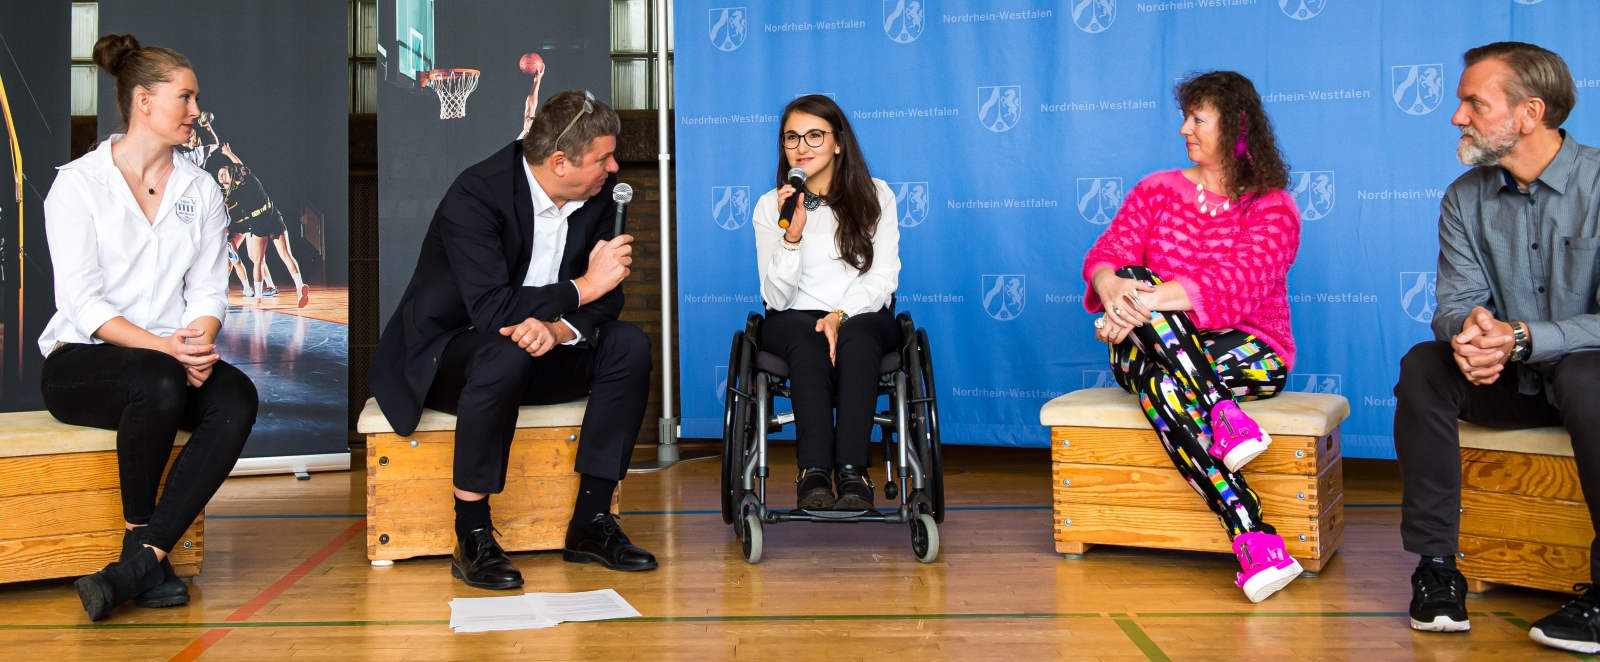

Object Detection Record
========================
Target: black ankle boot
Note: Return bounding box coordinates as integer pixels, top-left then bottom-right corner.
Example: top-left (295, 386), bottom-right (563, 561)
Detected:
top-left (833, 465), bottom-right (875, 511)
top-left (120, 529), bottom-right (189, 608)
top-left (75, 545), bottom-right (165, 621)
top-left (796, 468), bottom-right (835, 510)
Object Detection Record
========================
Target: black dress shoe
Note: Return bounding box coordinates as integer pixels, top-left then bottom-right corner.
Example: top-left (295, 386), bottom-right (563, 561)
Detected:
top-left (451, 527), bottom-right (524, 590)
top-left (833, 465), bottom-right (875, 510)
top-left (120, 529), bottom-right (189, 608)
top-left (563, 513), bottom-right (658, 572)
top-left (75, 546), bottom-right (165, 622)
top-left (796, 467), bottom-right (836, 510)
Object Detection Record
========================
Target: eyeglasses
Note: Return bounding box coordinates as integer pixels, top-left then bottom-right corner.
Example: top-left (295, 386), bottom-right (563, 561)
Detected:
top-left (782, 129), bottom-right (833, 149)
top-left (554, 90), bottom-right (596, 149)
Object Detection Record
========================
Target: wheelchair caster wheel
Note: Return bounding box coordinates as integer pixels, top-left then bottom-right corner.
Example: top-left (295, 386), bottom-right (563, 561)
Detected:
top-left (911, 514), bottom-right (939, 563)
top-left (741, 513), bottom-right (763, 564)
top-left (885, 481), bottom-right (899, 499)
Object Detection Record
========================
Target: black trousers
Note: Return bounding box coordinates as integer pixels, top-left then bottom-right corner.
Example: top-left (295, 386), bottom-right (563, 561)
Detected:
top-left (1395, 341), bottom-right (1600, 580)
top-left (41, 343), bottom-right (257, 553)
top-left (761, 308), bottom-right (898, 470)
top-left (423, 320), bottom-right (652, 492)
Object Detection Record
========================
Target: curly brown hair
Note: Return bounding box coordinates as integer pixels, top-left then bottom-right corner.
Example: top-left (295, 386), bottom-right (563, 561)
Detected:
top-left (1175, 71), bottom-right (1290, 201)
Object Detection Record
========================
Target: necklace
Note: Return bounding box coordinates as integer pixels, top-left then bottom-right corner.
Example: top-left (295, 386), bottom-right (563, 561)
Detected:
top-left (116, 146), bottom-right (170, 196)
top-left (802, 187), bottom-right (822, 211)
top-left (1195, 182), bottom-right (1229, 217)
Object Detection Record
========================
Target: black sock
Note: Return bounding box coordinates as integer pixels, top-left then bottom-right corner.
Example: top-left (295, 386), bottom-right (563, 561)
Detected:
top-left (572, 474), bottom-right (618, 527)
top-left (454, 495), bottom-right (492, 539)
top-left (1420, 555), bottom-right (1457, 570)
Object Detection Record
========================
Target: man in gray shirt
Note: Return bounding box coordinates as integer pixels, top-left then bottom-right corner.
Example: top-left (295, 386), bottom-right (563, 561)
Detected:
top-left (1394, 42), bottom-right (1600, 653)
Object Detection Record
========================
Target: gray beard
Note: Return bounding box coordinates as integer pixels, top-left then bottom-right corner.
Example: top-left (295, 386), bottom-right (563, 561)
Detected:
top-left (1457, 126), bottom-right (1517, 167)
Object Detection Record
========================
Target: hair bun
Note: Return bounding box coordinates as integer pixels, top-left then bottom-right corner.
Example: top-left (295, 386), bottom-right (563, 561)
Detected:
top-left (92, 34), bottom-right (141, 75)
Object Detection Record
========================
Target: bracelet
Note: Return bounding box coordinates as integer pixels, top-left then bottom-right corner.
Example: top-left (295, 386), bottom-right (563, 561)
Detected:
top-left (780, 235), bottom-right (802, 251)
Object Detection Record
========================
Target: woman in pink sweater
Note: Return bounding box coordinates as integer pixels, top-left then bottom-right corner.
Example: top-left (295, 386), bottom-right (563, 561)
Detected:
top-left (1081, 71), bottom-right (1303, 603)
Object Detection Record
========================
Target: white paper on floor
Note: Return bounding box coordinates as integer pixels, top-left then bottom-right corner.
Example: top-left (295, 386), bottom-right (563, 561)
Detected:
top-left (449, 589), bottom-right (641, 633)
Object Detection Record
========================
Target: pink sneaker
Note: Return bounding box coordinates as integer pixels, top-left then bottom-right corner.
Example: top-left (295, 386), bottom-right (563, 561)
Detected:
top-left (1233, 531), bottom-right (1303, 603)
top-left (1208, 400), bottom-right (1272, 472)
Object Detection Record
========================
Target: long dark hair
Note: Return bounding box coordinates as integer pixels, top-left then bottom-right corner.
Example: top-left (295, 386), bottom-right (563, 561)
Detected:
top-left (1175, 71), bottom-right (1291, 200)
top-left (775, 95), bottom-right (881, 273)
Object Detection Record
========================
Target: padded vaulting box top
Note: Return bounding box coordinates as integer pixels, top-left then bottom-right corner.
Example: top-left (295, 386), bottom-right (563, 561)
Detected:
top-left (0, 411), bottom-right (190, 458)
top-left (356, 397), bottom-right (588, 434)
top-left (1039, 387), bottom-right (1349, 437)
top-left (1458, 421), bottom-right (1572, 457)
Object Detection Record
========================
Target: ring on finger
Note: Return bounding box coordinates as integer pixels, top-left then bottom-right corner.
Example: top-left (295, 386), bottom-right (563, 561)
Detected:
top-left (1113, 306), bottom-right (1123, 315)
top-left (1094, 317), bottom-right (1106, 329)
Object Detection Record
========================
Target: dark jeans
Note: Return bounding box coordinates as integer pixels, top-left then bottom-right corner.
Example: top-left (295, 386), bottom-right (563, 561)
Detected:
top-left (423, 320), bottom-right (652, 492)
top-left (761, 307), bottom-right (898, 470)
top-left (41, 343), bottom-right (258, 553)
top-left (1395, 341), bottom-right (1600, 580)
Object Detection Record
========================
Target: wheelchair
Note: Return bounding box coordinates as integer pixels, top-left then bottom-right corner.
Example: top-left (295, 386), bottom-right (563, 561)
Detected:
top-left (720, 310), bottom-right (944, 564)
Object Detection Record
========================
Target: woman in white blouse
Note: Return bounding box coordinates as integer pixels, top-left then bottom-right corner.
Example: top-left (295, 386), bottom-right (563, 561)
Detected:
top-left (40, 35), bottom-right (256, 622)
top-left (753, 95), bottom-right (900, 512)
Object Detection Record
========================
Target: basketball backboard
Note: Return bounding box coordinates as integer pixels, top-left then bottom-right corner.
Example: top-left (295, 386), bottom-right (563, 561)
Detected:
top-left (377, 0), bottom-right (434, 89)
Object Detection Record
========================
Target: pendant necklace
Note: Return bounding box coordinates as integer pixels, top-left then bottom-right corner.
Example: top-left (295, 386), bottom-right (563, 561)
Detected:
top-left (1195, 182), bottom-right (1229, 217)
top-left (117, 147), bottom-right (169, 196)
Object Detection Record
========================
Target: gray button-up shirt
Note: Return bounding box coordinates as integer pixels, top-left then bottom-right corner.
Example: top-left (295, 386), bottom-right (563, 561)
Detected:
top-left (1434, 131), bottom-right (1600, 396)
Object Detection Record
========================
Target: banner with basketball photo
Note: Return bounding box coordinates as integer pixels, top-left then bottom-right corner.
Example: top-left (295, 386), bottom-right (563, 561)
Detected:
top-left (374, 0), bottom-right (610, 322)
top-left (100, 1), bottom-right (351, 474)
top-left (0, 1), bottom-right (69, 415)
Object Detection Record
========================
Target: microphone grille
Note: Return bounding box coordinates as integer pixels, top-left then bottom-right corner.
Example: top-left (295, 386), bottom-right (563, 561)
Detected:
top-left (787, 167), bottom-right (807, 183)
top-left (613, 182), bottom-right (634, 203)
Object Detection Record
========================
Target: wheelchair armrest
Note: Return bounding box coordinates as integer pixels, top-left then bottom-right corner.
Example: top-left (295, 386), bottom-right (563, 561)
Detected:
top-left (896, 312), bottom-right (917, 351)
top-left (745, 312), bottom-right (765, 348)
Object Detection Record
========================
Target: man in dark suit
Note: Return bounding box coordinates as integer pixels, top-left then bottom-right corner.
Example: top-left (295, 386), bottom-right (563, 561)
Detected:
top-left (368, 91), bottom-right (656, 589)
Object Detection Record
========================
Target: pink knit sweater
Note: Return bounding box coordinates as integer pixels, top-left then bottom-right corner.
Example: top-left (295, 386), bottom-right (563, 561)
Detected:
top-left (1081, 169), bottom-right (1301, 369)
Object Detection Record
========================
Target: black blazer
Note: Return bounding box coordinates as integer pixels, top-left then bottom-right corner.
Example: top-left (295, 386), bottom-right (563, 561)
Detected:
top-left (367, 141), bottom-right (622, 436)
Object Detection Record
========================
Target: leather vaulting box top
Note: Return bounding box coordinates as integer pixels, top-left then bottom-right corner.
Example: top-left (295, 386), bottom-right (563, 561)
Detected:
top-left (1039, 388), bottom-right (1349, 437)
top-left (1458, 421), bottom-right (1572, 457)
top-left (0, 411), bottom-right (190, 458)
top-left (357, 397), bottom-right (588, 434)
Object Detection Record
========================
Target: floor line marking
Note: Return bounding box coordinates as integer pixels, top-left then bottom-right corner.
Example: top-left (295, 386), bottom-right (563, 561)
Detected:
top-left (1114, 618), bottom-right (1171, 662)
top-left (209, 514), bottom-right (365, 520)
top-left (6, 610), bottom-right (1508, 631)
top-left (165, 519), bottom-right (365, 661)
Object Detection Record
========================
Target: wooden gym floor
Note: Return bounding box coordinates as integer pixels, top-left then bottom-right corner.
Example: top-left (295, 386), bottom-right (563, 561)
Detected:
top-left (0, 445), bottom-right (1589, 661)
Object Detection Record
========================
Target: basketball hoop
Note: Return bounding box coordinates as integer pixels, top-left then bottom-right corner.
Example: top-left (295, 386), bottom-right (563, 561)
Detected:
top-left (424, 68), bottom-right (480, 120)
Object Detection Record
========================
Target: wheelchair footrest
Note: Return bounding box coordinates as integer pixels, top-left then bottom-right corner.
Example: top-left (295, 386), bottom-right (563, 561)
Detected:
top-left (770, 508), bottom-right (912, 524)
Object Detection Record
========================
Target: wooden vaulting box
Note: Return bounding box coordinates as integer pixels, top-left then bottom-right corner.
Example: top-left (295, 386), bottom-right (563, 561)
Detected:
top-left (356, 398), bottom-right (615, 563)
top-left (1040, 388), bottom-right (1350, 574)
top-left (1457, 422), bottom-right (1590, 595)
top-left (0, 411), bottom-right (204, 584)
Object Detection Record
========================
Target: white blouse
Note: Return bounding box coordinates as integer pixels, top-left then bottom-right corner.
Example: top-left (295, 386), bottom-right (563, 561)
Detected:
top-left (37, 136), bottom-right (230, 356)
top-left (753, 178), bottom-right (901, 316)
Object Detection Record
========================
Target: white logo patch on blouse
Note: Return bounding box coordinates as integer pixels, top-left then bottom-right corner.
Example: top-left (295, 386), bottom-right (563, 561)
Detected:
top-left (175, 196), bottom-right (199, 224)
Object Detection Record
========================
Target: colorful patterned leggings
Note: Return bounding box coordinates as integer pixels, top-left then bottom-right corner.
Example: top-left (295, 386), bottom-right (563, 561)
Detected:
top-left (1107, 266), bottom-right (1290, 539)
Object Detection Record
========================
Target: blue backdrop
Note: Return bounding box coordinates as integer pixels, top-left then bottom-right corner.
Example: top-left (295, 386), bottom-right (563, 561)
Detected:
top-left (672, 0), bottom-right (1598, 459)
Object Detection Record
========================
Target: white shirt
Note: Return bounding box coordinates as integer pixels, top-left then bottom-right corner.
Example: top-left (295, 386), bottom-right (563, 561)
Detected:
top-left (521, 161), bottom-right (585, 344)
top-left (38, 136), bottom-right (230, 356)
top-left (754, 178), bottom-right (901, 316)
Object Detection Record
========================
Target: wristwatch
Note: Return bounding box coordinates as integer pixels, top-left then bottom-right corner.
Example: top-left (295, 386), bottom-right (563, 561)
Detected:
top-left (831, 309), bottom-right (849, 325)
top-left (1510, 321), bottom-right (1531, 362)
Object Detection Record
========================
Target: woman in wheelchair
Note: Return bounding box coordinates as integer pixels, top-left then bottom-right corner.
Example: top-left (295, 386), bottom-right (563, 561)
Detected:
top-left (1082, 72), bottom-right (1303, 603)
top-left (752, 95), bottom-right (901, 512)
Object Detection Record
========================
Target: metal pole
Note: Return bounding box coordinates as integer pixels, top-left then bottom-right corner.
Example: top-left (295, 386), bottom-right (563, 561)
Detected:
top-left (631, 0), bottom-right (715, 473)
top-left (655, 0), bottom-right (678, 460)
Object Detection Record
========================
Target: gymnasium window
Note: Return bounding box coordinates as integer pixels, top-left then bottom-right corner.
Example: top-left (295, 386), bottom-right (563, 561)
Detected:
top-left (349, 0), bottom-right (377, 113)
top-left (610, 0), bottom-right (673, 110)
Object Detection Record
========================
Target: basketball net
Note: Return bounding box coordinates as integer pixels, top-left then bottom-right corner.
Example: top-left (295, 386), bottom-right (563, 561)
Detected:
top-left (426, 69), bottom-right (480, 120)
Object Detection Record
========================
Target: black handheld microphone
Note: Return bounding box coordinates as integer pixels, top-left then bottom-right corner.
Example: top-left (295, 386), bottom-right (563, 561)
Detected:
top-left (612, 183), bottom-right (633, 238)
top-left (778, 167), bottom-right (807, 229)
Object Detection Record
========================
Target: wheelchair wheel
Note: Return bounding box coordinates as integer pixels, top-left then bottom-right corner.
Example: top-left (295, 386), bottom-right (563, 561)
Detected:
top-left (910, 327), bottom-right (946, 523)
top-left (911, 513), bottom-right (939, 563)
top-left (720, 331), bottom-right (742, 524)
top-left (742, 513), bottom-right (764, 564)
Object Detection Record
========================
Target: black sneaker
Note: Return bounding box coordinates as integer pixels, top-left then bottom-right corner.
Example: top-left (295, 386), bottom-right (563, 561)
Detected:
top-left (833, 465), bottom-right (875, 511)
top-left (796, 468), bottom-right (835, 510)
top-left (1409, 556), bottom-right (1470, 632)
top-left (1530, 584), bottom-right (1600, 654)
